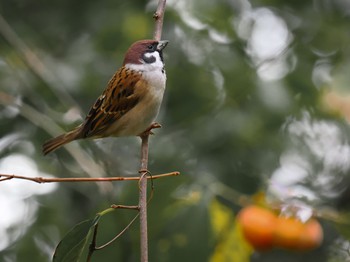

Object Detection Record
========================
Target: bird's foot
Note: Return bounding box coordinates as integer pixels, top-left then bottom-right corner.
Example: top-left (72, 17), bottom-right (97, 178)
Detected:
top-left (139, 122), bottom-right (162, 138)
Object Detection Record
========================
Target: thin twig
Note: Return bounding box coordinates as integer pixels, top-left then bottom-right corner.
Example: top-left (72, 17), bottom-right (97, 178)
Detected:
top-left (111, 205), bottom-right (139, 210)
top-left (87, 206), bottom-right (140, 259)
top-left (95, 213), bottom-right (140, 250)
top-left (0, 172), bottom-right (180, 184)
top-left (0, 176), bottom-right (13, 182)
top-left (147, 174), bottom-right (155, 205)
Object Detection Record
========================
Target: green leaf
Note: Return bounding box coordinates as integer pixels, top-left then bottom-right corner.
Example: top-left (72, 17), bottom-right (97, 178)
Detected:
top-left (52, 214), bottom-right (101, 262)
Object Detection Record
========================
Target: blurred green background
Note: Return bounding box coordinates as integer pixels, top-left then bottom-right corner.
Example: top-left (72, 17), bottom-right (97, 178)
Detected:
top-left (1, 0), bottom-right (350, 261)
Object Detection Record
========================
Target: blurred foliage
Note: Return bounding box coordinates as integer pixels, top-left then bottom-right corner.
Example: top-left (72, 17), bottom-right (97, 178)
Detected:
top-left (1, 0), bottom-right (350, 261)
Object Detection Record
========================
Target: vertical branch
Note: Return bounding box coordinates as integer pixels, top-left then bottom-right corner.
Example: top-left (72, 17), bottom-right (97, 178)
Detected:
top-left (139, 1), bottom-right (167, 261)
top-left (139, 135), bottom-right (150, 262)
top-left (153, 0), bottom-right (167, 41)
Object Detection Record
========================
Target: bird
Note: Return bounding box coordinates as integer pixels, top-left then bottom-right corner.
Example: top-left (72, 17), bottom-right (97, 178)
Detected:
top-left (42, 39), bottom-right (168, 155)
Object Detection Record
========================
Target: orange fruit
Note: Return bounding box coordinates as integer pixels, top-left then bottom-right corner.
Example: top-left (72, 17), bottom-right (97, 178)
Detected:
top-left (297, 219), bottom-right (323, 250)
top-left (237, 206), bottom-right (277, 250)
top-left (237, 206), bottom-right (323, 251)
top-left (274, 217), bottom-right (323, 251)
top-left (273, 216), bottom-right (305, 249)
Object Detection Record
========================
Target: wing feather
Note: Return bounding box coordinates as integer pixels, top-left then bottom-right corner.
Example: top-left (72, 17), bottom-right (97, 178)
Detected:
top-left (81, 66), bottom-right (142, 138)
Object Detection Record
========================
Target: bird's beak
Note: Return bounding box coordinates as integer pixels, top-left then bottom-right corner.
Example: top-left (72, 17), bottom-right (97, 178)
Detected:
top-left (157, 40), bottom-right (169, 51)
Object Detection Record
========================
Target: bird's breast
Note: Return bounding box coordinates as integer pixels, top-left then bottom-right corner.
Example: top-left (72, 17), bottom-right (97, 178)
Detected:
top-left (106, 68), bottom-right (166, 136)
top-left (142, 68), bottom-right (166, 93)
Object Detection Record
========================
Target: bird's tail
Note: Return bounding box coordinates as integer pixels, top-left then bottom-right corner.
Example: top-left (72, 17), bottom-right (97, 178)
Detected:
top-left (42, 128), bottom-right (81, 155)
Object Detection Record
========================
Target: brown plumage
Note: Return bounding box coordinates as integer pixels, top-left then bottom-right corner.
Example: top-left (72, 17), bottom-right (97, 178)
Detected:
top-left (42, 39), bottom-right (168, 155)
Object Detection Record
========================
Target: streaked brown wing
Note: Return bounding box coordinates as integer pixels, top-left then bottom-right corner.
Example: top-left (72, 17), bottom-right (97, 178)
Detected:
top-left (81, 66), bottom-right (142, 138)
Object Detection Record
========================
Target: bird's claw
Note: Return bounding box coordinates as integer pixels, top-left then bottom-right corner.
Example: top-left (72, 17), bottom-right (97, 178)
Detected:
top-left (139, 122), bottom-right (162, 138)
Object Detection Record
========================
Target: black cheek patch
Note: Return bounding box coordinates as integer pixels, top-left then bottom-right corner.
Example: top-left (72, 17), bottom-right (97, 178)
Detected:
top-left (142, 52), bottom-right (156, 64)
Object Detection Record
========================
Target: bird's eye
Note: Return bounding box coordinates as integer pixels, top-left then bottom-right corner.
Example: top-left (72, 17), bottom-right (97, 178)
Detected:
top-left (147, 44), bottom-right (154, 50)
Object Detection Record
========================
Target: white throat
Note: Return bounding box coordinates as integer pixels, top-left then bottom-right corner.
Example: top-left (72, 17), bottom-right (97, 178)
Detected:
top-left (125, 51), bottom-right (166, 92)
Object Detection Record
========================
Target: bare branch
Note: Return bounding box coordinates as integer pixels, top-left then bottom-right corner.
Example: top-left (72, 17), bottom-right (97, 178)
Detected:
top-left (0, 172), bottom-right (179, 184)
top-left (153, 0), bottom-right (167, 41)
top-left (111, 205), bottom-right (139, 210)
top-left (139, 133), bottom-right (150, 262)
top-left (138, 2), bottom-right (168, 260)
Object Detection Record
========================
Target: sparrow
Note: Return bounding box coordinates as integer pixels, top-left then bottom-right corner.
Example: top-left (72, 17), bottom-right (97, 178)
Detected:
top-left (42, 39), bottom-right (168, 155)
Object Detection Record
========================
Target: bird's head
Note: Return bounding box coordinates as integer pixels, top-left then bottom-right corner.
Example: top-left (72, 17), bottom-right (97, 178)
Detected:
top-left (123, 39), bottom-right (169, 69)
